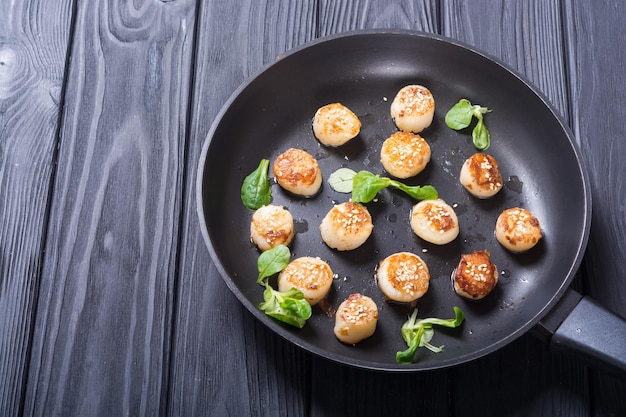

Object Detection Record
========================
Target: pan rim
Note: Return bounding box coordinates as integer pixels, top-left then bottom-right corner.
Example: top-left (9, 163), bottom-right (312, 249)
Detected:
top-left (195, 28), bottom-right (592, 371)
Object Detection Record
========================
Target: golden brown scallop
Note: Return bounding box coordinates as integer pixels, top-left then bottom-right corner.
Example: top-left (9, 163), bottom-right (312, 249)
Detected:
top-left (312, 103), bottom-right (361, 146)
top-left (410, 199), bottom-right (460, 245)
top-left (277, 257), bottom-right (333, 306)
top-left (390, 84), bottom-right (435, 133)
top-left (320, 201), bottom-right (373, 251)
top-left (333, 293), bottom-right (379, 344)
top-left (273, 148), bottom-right (322, 197)
top-left (495, 207), bottom-right (543, 252)
top-left (453, 250), bottom-right (498, 300)
top-left (459, 153), bottom-right (503, 198)
top-left (380, 131), bottom-right (431, 179)
top-left (250, 204), bottom-right (294, 251)
top-left (376, 252), bottom-right (430, 303)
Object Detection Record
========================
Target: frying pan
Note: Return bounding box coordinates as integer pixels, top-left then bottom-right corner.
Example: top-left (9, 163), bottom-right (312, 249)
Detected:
top-left (197, 30), bottom-right (626, 375)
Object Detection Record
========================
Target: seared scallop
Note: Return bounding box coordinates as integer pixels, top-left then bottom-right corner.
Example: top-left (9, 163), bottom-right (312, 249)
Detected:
top-left (273, 148), bottom-right (322, 197)
top-left (333, 293), bottom-right (378, 344)
top-left (459, 153), bottom-right (503, 198)
top-left (277, 257), bottom-right (333, 306)
top-left (320, 201), bottom-right (373, 251)
top-left (250, 205), bottom-right (294, 251)
top-left (390, 84), bottom-right (435, 133)
top-left (312, 103), bottom-right (361, 146)
top-left (380, 131), bottom-right (431, 179)
top-left (453, 250), bottom-right (498, 300)
top-left (410, 199), bottom-right (459, 245)
top-left (495, 207), bottom-right (542, 252)
top-left (376, 252), bottom-right (430, 303)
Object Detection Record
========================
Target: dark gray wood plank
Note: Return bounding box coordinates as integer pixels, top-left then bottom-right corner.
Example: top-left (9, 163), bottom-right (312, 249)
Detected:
top-left (22, 1), bottom-right (196, 415)
top-left (442, 0), bottom-right (570, 118)
top-left (0, 0), bottom-right (72, 415)
top-left (563, 1), bottom-right (626, 415)
top-left (441, 1), bottom-right (589, 416)
top-left (318, 0), bottom-right (439, 35)
top-left (311, 2), bottom-right (450, 416)
top-left (168, 1), bottom-right (317, 416)
top-left (311, 362), bottom-right (450, 417)
top-left (563, 0), bottom-right (626, 325)
top-left (450, 334), bottom-right (589, 416)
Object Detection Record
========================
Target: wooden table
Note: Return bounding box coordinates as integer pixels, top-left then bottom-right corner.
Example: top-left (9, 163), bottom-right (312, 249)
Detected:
top-left (2, 1), bottom-right (625, 415)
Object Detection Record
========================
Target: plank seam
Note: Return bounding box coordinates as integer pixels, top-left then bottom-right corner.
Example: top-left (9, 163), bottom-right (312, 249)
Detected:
top-left (164, 0), bottom-right (203, 415)
top-left (19, 0), bottom-right (80, 415)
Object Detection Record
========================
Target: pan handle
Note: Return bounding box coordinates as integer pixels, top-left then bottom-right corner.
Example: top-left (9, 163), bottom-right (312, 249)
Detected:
top-left (535, 287), bottom-right (626, 380)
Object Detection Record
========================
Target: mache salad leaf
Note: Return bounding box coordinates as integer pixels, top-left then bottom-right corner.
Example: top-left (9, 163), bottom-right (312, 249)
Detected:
top-left (351, 170), bottom-right (438, 203)
top-left (256, 245), bottom-right (312, 328)
top-left (396, 307), bottom-right (465, 364)
top-left (445, 99), bottom-right (492, 150)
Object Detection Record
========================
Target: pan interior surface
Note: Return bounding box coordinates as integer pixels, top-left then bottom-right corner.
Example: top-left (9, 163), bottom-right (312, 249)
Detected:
top-left (198, 31), bottom-right (590, 371)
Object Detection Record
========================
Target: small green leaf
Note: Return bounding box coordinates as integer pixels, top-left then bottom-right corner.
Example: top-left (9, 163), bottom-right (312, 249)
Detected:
top-left (351, 171), bottom-right (390, 203)
top-left (396, 325), bottom-right (425, 364)
top-left (472, 117), bottom-right (491, 150)
top-left (279, 293), bottom-right (311, 317)
top-left (259, 283), bottom-right (312, 328)
top-left (257, 244), bottom-right (291, 284)
top-left (445, 99), bottom-right (474, 130)
top-left (446, 99), bottom-right (493, 151)
top-left (241, 159), bottom-right (271, 210)
top-left (352, 171), bottom-right (438, 204)
top-left (416, 306), bottom-right (465, 328)
top-left (391, 181), bottom-right (438, 201)
top-left (396, 307), bottom-right (465, 364)
top-left (328, 167), bottom-right (357, 193)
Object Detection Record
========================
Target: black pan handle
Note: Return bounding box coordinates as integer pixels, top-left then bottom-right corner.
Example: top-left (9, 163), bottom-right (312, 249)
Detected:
top-left (535, 287), bottom-right (626, 380)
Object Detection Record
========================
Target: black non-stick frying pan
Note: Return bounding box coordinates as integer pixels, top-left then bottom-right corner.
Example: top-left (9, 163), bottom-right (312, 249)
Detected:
top-left (197, 30), bottom-right (626, 375)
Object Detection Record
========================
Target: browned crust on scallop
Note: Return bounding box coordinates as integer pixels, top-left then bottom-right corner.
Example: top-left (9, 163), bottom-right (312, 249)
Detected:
top-left (381, 131), bottom-right (430, 175)
top-left (496, 208), bottom-right (542, 249)
top-left (258, 228), bottom-right (290, 246)
top-left (251, 206), bottom-right (293, 249)
top-left (327, 202), bottom-right (373, 237)
top-left (453, 250), bottom-right (498, 300)
top-left (315, 103), bottom-right (361, 138)
top-left (379, 253), bottom-right (429, 299)
top-left (414, 201), bottom-right (456, 233)
top-left (464, 153), bottom-right (503, 192)
top-left (273, 148), bottom-right (319, 187)
top-left (394, 85), bottom-right (435, 118)
top-left (280, 258), bottom-right (332, 291)
top-left (339, 293), bottom-right (378, 325)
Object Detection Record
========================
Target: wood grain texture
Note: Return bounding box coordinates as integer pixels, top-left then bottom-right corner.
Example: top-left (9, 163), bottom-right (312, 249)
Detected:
top-left (0, 0), bottom-right (72, 415)
top-left (168, 1), bottom-right (317, 416)
top-left (450, 334), bottom-right (589, 417)
top-left (318, 0), bottom-right (438, 35)
top-left (442, 0), bottom-right (570, 120)
top-left (441, 1), bottom-right (589, 416)
top-left (563, 0), bottom-right (626, 319)
top-left (3, 0), bottom-right (622, 416)
top-left (563, 0), bottom-right (626, 415)
top-left (22, 0), bottom-right (196, 415)
top-left (311, 363), bottom-right (450, 417)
